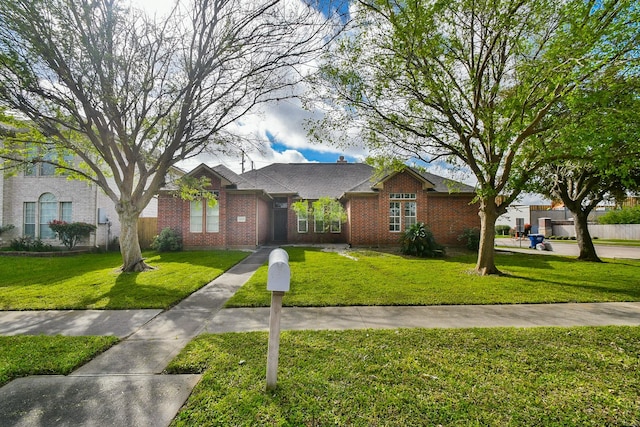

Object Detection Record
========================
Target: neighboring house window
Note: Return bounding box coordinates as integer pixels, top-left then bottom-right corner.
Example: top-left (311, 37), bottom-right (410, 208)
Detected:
top-left (330, 219), bottom-right (341, 233)
top-left (39, 151), bottom-right (56, 176)
top-left (404, 201), bottom-right (416, 230)
top-left (206, 202), bottom-right (219, 233)
top-left (39, 193), bottom-right (57, 239)
top-left (60, 202), bottom-right (73, 222)
top-left (24, 202), bottom-right (36, 238)
top-left (24, 145), bottom-right (74, 177)
top-left (314, 210), bottom-right (325, 233)
top-left (297, 212), bottom-right (308, 233)
top-left (190, 200), bottom-right (203, 233)
top-left (389, 202), bottom-right (401, 232)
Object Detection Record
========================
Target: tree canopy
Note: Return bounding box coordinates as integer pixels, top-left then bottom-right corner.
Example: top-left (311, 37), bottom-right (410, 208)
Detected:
top-left (529, 74), bottom-right (640, 261)
top-left (0, 0), bottom-right (344, 271)
top-left (309, 0), bottom-right (640, 274)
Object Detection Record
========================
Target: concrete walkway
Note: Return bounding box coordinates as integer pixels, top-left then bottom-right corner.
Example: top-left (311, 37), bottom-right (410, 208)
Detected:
top-left (0, 248), bottom-right (271, 427)
top-left (2, 245), bottom-right (640, 426)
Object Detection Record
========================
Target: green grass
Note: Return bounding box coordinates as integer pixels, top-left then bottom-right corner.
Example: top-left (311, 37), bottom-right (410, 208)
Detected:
top-left (226, 247), bottom-right (640, 307)
top-left (166, 326), bottom-right (640, 426)
top-left (0, 335), bottom-right (118, 386)
top-left (0, 250), bottom-right (249, 310)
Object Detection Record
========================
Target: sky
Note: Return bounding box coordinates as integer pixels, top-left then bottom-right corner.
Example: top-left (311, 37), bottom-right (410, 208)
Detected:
top-left (130, 0), bottom-right (548, 204)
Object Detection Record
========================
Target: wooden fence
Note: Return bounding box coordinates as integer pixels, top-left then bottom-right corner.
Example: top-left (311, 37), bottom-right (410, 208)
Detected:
top-left (137, 217), bottom-right (158, 249)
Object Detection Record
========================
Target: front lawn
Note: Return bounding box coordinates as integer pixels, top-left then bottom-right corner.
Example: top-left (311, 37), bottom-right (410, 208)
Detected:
top-left (226, 247), bottom-right (640, 307)
top-left (0, 335), bottom-right (118, 386)
top-left (0, 250), bottom-right (249, 310)
top-left (167, 326), bottom-right (640, 426)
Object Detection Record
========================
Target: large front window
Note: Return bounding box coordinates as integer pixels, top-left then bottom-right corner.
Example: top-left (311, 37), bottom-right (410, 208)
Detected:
top-left (190, 192), bottom-right (220, 233)
top-left (389, 194), bottom-right (417, 232)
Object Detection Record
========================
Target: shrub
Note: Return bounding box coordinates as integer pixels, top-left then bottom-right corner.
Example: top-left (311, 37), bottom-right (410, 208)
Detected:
top-left (399, 223), bottom-right (444, 258)
top-left (48, 220), bottom-right (97, 250)
top-left (151, 228), bottom-right (183, 252)
top-left (598, 206), bottom-right (640, 224)
top-left (9, 236), bottom-right (54, 252)
top-left (458, 227), bottom-right (481, 251)
top-left (495, 224), bottom-right (511, 236)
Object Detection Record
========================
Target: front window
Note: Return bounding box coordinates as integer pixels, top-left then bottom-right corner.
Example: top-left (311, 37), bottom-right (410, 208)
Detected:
top-left (190, 200), bottom-right (203, 233)
top-left (297, 212), bottom-right (308, 233)
top-left (39, 193), bottom-right (57, 239)
top-left (404, 201), bottom-right (416, 230)
top-left (389, 202), bottom-right (401, 232)
top-left (190, 191), bottom-right (220, 233)
top-left (206, 202), bottom-right (219, 233)
top-left (314, 210), bottom-right (325, 233)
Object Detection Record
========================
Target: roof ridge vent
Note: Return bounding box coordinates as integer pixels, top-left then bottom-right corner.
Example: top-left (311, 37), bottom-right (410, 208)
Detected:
top-left (336, 155), bottom-right (348, 163)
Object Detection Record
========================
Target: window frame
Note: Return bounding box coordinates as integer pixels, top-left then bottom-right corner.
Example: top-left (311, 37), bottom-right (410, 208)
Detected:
top-left (24, 202), bottom-right (36, 238)
top-left (404, 201), bottom-right (417, 230)
top-left (297, 212), bottom-right (308, 233)
top-left (389, 201), bottom-right (401, 232)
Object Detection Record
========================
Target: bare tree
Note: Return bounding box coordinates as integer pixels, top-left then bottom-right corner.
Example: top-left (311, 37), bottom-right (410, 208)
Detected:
top-left (0, 0), bottom-right (344, 271)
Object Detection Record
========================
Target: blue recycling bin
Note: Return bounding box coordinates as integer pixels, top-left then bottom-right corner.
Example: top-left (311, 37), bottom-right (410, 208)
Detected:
top-left (528, 234), bottom-right (544, 248)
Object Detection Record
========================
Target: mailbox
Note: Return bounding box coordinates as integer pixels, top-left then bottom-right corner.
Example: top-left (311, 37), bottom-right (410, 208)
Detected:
top-left (267, 248), bottom-right (290, 292)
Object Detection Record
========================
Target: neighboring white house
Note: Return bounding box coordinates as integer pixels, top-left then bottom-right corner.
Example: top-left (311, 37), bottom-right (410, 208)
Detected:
top-left (0, 158), bottom-right (121, 249)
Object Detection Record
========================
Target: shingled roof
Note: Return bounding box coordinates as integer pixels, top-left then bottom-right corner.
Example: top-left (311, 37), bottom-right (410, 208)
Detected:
top-left (173, 161), bottom-right (475, 198)
top-left (236, 162), bottom-right (475, 198)
top-left (238, 163), bottom-right (375, 199)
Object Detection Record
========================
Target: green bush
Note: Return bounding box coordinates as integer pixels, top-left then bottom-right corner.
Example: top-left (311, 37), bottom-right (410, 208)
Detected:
top-left (598, 206), bottom-right (640, 224)
top-left (9, 236), bottom-right (54, 252)
top-left (399, 223), bottom-right (444, 258)
top-left (495, 224), bottom-right (511, 235)
top-left (48, 220), bottom-right (97, 250)
top-left (151, 227), bottom-right (183, 252)
top-left (458, 227), bottom-right (481, 251)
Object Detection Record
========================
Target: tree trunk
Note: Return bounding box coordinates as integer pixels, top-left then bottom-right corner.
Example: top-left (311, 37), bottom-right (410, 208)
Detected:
top-left (117, 201), bottom-right (153, 272)
top-left (572, 210), bottom-right (602, 262)
top-left (475, 197), bottom-right (501, 275)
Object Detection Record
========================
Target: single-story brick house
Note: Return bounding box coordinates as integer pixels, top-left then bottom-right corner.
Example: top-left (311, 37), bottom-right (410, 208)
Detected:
top-left (157, 159), bottom-right (480, 248)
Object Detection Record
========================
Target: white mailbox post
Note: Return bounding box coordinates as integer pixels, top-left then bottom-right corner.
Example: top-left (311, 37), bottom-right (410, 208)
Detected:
top-left (266, 248), bottom-right (290, 391)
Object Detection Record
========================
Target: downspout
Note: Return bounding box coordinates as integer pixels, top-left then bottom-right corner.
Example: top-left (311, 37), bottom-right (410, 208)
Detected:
top-left (94, 182), bottom-right (98, 247)
top-left (256, 194), bottom-right (259, 247)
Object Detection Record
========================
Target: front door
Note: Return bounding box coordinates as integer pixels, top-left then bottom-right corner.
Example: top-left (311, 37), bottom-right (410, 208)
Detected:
top-left (273, 198), bottom-right (288, 242)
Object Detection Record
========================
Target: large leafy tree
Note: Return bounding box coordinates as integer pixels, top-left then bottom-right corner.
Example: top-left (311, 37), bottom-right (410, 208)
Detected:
top-left (530, 75), bottom-right (640, 262)
top-left (309, 0), bottom-right (639, 274)
top-left (0, 0), bottom-right (343, 271)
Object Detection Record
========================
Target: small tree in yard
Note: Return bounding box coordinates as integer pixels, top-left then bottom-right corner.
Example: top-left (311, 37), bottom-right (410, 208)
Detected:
top-left (400, 223), bottom-right (444, 258)
top-left (48, 220), bottom-right (97, 250)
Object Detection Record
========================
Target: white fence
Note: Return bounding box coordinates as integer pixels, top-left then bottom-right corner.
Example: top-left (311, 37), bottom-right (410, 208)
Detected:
top-left (552, 224), bottom-right (640, 240)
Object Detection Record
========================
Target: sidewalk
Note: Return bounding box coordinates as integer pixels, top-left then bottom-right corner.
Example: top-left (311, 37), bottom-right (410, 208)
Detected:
top-left (0, 247), bottom-right (272, 427)
top-left (2, 246), bottom-right (640, 426)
